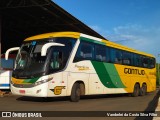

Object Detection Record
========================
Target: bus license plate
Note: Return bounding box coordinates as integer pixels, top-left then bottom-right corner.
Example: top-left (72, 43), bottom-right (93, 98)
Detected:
top-left (19, 90), bottom-right (25, 94)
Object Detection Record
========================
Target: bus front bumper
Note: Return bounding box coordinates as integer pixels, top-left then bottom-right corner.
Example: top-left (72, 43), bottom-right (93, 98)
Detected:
top-left (11, 83), bottom-right (48, 97)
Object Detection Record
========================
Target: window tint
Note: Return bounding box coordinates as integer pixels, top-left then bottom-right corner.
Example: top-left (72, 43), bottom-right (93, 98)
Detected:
top-left (95, 45), bottom-right (106, 62)
top-left (123, 52), bottom-right (132, 65)
top-left (142, 57), bottom-right (149, 68)
top-left (48, 38), bottom-right (76, 74)
top-left (49, 51), bottom-right (63, 70)
top-left (106, 47), bottom-right (110, 62)
top-left (148, 58), bottom-right (155, 68)
top-left (74, 41), bottom-right (93, 62)
top-left (116, 50), bottom-right (122, 64)
top-left (134, 54), bottom-right (141, 67)
top-left (110, 48), bottom-right (115, 63)
top-left (73, 40), bottom-right (155, 69)
top-left (110, 48), bottom-right (122, 64)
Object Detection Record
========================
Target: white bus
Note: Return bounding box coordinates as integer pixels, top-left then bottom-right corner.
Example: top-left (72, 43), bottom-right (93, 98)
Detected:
top-left (5, 32), bottom-right (156, 102)
top-left (0, 54), bottom-right (16, 90)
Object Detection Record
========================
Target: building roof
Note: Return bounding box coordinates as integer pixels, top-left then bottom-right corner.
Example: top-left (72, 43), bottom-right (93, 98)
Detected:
top-left (0, 0), bottom-right (105, 53)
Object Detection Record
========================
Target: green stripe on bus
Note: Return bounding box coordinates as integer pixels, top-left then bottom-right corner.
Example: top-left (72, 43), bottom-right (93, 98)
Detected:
top-left (91, 61), bottom-right (117, 88)
top-left (91, 61), bottom-right (126, 88)
top-left (23, 77), bottom-right (39, 84)
top-left (104, 63), bottom-right (126, 88)
top-left (80, 37), bottom-right (105, 45)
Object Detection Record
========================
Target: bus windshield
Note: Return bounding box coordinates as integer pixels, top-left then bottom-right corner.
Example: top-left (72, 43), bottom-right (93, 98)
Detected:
top-left (12, 37), bottom-right (76, 79)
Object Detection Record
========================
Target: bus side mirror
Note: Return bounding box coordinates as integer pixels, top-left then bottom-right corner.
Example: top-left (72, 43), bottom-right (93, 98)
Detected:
top-left (5, 47), bottom-right (20, 60)
top-left (41, 43), bottom-right (65, 56)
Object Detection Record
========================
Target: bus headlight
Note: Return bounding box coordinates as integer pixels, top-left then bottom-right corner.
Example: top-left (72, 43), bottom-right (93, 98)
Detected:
top-left (34, 77), bottom-right (53, 86)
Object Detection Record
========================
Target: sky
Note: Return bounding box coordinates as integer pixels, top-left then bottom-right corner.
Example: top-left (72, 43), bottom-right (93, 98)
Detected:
top-left (53, 0), bottom-right (160, 59)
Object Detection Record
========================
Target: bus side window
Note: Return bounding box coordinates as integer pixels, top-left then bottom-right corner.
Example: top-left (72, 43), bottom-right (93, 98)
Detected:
top-left (148, 58), bottom-right (155, 69)
top-left (110, 48), bottom-right (116, 63)
top-left (110, 48), bottom-right (122, 64)
top-left (115, 50), bottom-right (122, 64)
top-left (106, 47), bottom-right (110, 62)
top-left (123, 52), bottom-right (132, 66)
top-left (134, 54), bottom-right (141, 67)
top-left (142, 57), bottom-right (149, 68)
top-left (50, 51), bottom-right (63, 70)
top-left (95, 45), bottom-right (106, 62)
top-left (73, 41), bottom-right (93, 62)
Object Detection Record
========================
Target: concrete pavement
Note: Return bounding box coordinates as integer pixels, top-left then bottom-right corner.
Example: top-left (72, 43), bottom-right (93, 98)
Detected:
top-left (153, 97), bottom-right (160, 120)
top-left (153, 87), bottom-right (160, 120)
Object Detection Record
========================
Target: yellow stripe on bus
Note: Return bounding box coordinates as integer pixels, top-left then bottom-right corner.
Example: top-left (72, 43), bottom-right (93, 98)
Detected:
top-left (25, 32), bottom-right (80, 41)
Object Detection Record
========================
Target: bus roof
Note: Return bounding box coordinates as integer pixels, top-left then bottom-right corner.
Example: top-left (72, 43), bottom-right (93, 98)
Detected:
top-left (24, 31), bottom-right (154, 58)
top-left (25, 32), bottom-right (80, 41)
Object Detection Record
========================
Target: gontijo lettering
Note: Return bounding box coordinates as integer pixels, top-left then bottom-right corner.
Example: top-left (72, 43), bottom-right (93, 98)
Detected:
top-left (124, 68), bottom-right (145, 75)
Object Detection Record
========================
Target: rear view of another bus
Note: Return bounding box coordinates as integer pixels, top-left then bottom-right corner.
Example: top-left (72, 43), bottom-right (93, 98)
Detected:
top-left (0, 54), bottom-right (16, 90)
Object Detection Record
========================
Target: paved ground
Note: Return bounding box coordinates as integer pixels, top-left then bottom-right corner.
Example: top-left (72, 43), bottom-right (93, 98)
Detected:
top-left (153, 91), bottom-right (160, 120)
top-left (0, 89), bottom-right (159, 120)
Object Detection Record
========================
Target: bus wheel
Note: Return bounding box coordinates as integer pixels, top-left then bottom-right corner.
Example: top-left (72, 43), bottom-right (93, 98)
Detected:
top-left (139, 84), bottom-right (147, 96)
top-left (70, 83), bottom-right (81, 102)
top-left (131, 84), bottom-right (140, 97)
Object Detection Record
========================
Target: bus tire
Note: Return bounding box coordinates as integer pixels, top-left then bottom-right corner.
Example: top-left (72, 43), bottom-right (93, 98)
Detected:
top-left (131, 84), bottom-right (140, 97)
top-left (70, 83), bottom-right (81, 102)
top-left (139, 84), bottom-right (147, 96)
